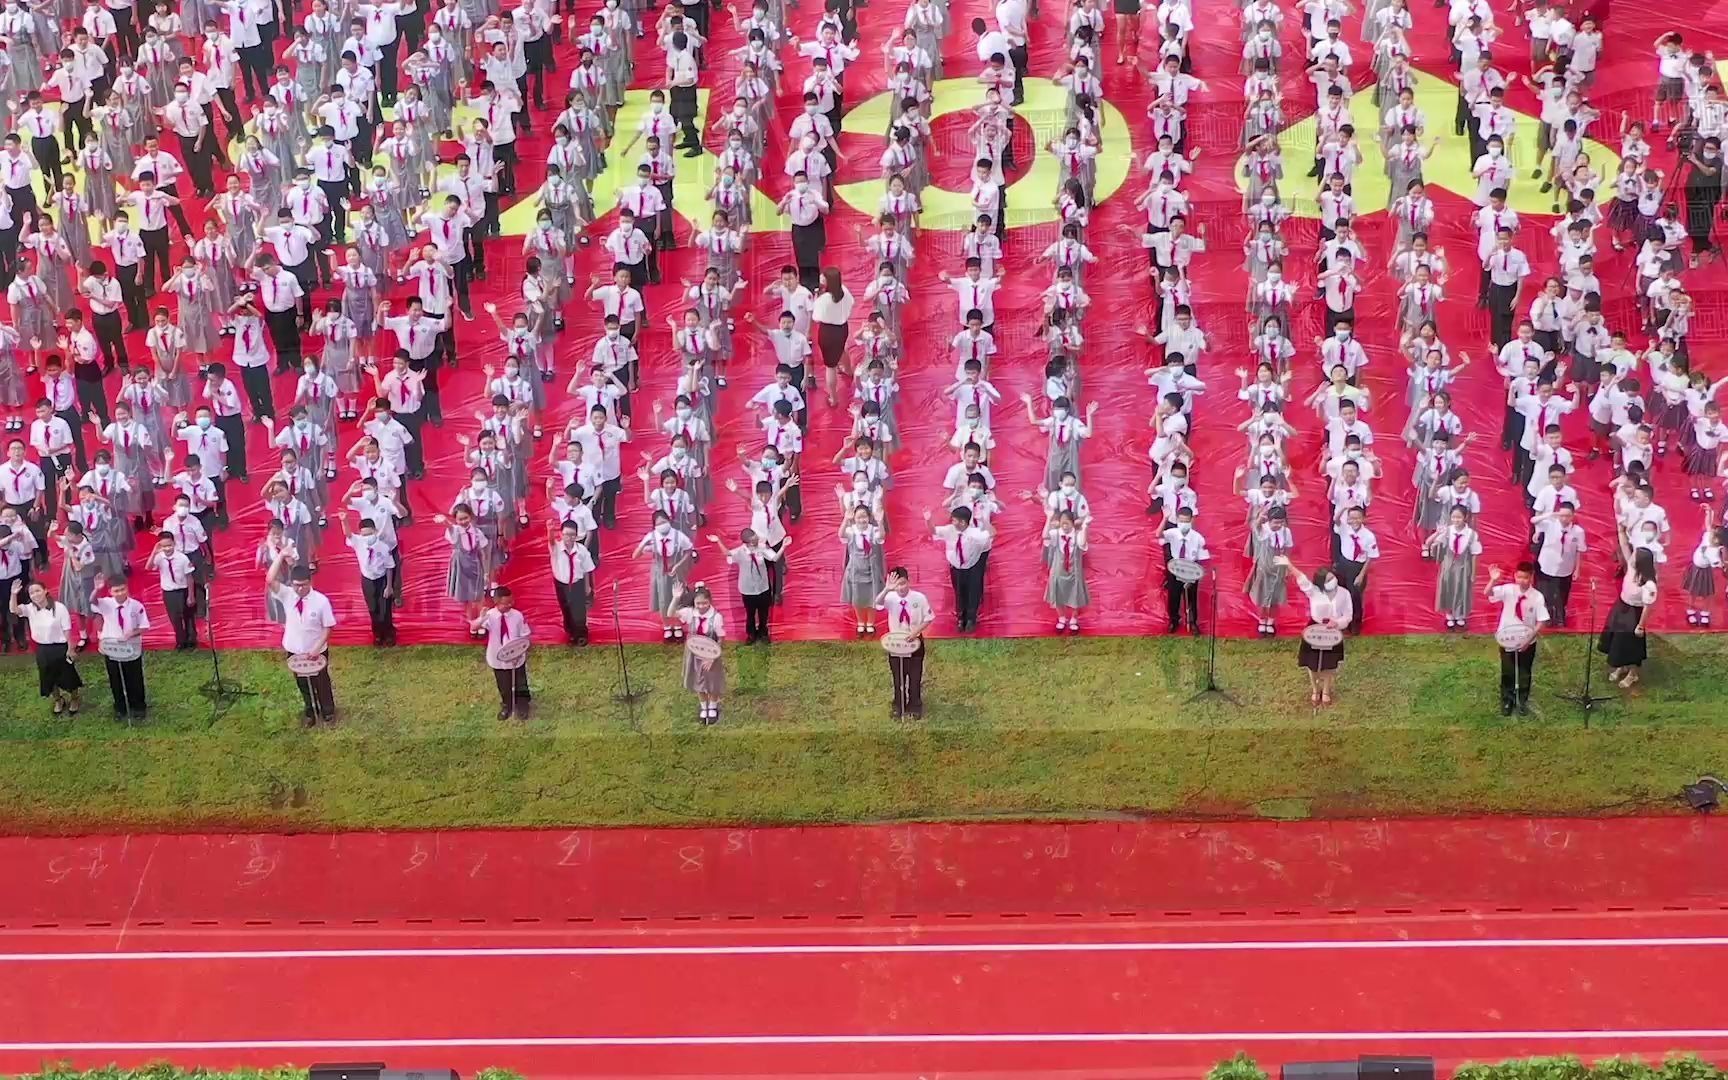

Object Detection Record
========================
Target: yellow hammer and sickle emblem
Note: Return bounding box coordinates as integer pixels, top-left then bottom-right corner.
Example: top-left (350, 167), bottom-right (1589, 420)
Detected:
top-left (1238, 65), bottom-right (1622, 216)
top-left (499, 78), bottom-right (1135, 236)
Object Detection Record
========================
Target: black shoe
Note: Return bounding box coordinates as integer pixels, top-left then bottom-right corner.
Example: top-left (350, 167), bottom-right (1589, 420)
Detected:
top-left (301, 710), bottom-right (317, 727)
top-left (1500, 698), bottom-right (1514, 716)
top-left (497, 707), bottom-right (513, 721)
top-left (1516, 697), bottom-right (1531, 716)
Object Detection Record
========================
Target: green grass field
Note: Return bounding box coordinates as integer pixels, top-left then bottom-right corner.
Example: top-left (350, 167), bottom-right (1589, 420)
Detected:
top-left (0, 633), bottom-right (1722, 833)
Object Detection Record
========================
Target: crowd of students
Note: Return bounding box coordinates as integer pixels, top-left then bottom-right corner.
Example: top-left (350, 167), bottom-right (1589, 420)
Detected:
top-left (0, 0), bottom-right (1723, 723)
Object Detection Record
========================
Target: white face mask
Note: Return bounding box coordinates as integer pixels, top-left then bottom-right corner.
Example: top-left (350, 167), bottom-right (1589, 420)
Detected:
top-left (174, 506), bottom-right (190, 518)
top-left (853, 479), bottom-right (868, 492)
top-left (654, 521), bottom-right (671, 536)
top-left (1323, 579), bottom-right (1340, 593)
top-left (1335, 329), bottom-right (1351, 341)
top-left (472, 481), bottom-right (488, 493)
top-left (1177, 522), bottom-right (1192, 534)
top-left (650, 102), bottom-right (663, 113)
top-left (1052, 408), bottom-right (1069, 421)
top-left (795, 180), bottom-right (809, 192)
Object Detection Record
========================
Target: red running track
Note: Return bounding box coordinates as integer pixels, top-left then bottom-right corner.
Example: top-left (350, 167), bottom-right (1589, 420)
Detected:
top-left (2, 818), bottom-right (1727, 1077)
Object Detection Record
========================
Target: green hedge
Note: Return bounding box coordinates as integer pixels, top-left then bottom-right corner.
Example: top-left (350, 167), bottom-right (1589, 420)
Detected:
top-left (10, 1069), bottom-right (524, 1080)
top-left (1208, 1055), bottom-right (1727, 1080)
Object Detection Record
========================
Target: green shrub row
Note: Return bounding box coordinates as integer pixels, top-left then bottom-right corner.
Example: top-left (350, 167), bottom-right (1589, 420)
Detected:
top-left (1208, 1053), bottom-right (1727, 1080)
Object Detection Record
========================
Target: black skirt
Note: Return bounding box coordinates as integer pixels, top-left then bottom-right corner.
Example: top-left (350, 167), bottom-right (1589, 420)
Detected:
top-left (34, 641), bottom-right (83, 697)
top-left (1596, 599), bottom-right (1649, 668)
top-left (817, 321), bottom-right (848, 368)
top-left (1297, 623), bottom-right (1344, 672)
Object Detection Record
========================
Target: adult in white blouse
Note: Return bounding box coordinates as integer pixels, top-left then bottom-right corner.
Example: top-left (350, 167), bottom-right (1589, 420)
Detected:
top-left (1486, 562), bottom-right (1548, 716)
top-left (810, 267), bottom-right (854, 408)
top-left (1277, 557), bottom-right (1352, 706)
top-left (875, 567), bottom-right (932, 720)
top-left (1598, 546), bottom-right (1658, 689)
top-left (10, 578), bottom-right (82, 715)
top-left (265, 556), bottom-right (339, 724)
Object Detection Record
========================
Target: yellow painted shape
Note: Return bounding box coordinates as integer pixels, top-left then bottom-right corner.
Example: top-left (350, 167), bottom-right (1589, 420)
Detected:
top-left (1238, 66), bottom-right (1620, 217)
top-left (834, 76), bottom-right (1133, 230)
top-left (494, 88), bottom-right (787, 236)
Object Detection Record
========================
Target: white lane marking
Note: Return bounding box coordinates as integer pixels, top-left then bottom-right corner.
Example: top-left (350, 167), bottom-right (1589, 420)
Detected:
top-left (4, 1031), bottom-right (1728, 1051)
top-left (2, 937), bottom-right (1728, 962)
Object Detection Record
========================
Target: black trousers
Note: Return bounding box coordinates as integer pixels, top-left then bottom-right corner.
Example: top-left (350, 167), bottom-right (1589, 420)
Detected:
top-left (29, 136), bottom-right (62, 196)
top-left (394, 407), bottom-right (426, 477)
top-left (1333, 556), bottom-right (1368, 633)
top-left (159, 181), bottom-right (195, 236)
top-left (319, 179), bottom-right (349, 243)
top-left (1165, 572), bottom-right (1199, 630)
top-left (295, 663), bottom-right (337, 719)
top-left (362, 574), bottom-right (395, 643)
top-left (556, 578), bottom-right (589, 642)
top-left (163, 586), bottom-right (198, 648)
top-left (493, 663), bottom-right (531, 711)
top-left (1487, 282), bottom-right (1518, 347)
top-left (239, 42), bottom-right (271, 98)
top-left (62, 97), bottom-right (92, 148)
top-left (50, 419), bottom-right (83, 481)
top-left (888, 644), bottom-right (925, 715)
top-left (1499, 643), bottom-right (1537, 701)
top-left (1536, 570), bottom-right (1573, 628)
top-left (140, 227), bottom-right (172, 295)
top-left (204, 421), bottom-right (243, 489)
top-left (597, 476), bottom-right (621, 527)
top-left (264, 307), bottom-right (303, 372)
top-left (949, 561), bottom-right (986, 625)
top-left (742, 588), bottom-right (771, 639)
top-left (791, 221), bottom-right (826, 289)
top-left (116, 264), bottom-right (146, 331)
top-left (377, 37), bottom-right (400, 101)
top-left (104, 655), bottom-right (146, 713)
top-left (239, 362), bottom-right (276, 421)
top-left (177, 132), bottom-right (215, 195)
top-left (93, 310), bottom-right (129, 371)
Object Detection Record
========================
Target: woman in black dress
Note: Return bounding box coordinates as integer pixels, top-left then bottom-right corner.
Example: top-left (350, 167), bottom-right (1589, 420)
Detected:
top-left (1683, 136), bottom-right (1723, 266)
top-left (1598, 545), bottom-right (1658, 690)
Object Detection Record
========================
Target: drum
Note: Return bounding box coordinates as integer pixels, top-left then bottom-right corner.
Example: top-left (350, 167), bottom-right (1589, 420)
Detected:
top-left (98, 637), bottom-right (143, 663)
top-left (685, 635), bottom-right (723, 662)
top-left (493, 636), bottom-right (531, 668)
top-left (880, 630), bottom-right (921, 657)
top-left (1495, 624), bottom-right (1537, 651)
top-left (1167, 558), bottom-right (1206, 584)
top-left (1301, 624), bottom-right (1345, 649)
top-left (287, 651), bottom-right (329, 676)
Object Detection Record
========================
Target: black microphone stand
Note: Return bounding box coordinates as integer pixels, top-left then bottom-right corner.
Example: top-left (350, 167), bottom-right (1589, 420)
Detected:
top-left (611, 579), bottom-right (649, 727)
top-left (198, 576), bottom-right (253, 721)
top-left (1186, 568), bottom-right (1238, 705)
top-left (1556, 578), bottom-right (1612, 723)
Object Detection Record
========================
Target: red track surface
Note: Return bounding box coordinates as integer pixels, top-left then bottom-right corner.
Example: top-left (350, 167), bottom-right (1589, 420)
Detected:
top-left (3, 818), bottom-right (1726, 1077)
